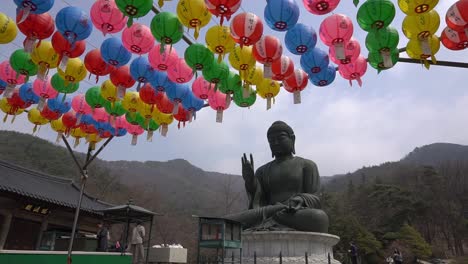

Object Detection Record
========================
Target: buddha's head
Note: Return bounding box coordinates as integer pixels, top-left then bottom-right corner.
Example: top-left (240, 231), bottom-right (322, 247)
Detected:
top-left (267, 121), bottom-right (295, 158)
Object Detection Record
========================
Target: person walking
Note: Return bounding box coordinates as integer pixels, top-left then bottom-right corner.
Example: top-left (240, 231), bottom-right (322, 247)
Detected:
top-left (96, 222), bottom-right (109, 252)
top-left (393, 249), bottom-right (403, 264)
top-left (130, 220), bottom-right (146, 264)
top-left (349, 241), bottom-right (358, 264)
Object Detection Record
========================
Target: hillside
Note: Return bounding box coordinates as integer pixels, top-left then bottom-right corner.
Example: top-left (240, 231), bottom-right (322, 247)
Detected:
top-left (401, 143), bottom-right (468, 165)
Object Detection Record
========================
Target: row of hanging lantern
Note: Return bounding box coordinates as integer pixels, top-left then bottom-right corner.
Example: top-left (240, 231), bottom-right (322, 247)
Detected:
top-left (441, 0), bottom-right (468, 51)
top-left (357, 0), bottom-right (399, 72)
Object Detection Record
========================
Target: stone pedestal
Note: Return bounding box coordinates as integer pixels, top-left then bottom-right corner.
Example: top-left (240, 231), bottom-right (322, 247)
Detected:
top-left (240, 231), bottom-right (341, 264)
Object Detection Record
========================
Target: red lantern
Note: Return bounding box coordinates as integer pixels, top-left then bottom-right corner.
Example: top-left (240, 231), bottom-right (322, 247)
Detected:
top-left (17, 12), bottom-right (55, 53)
top-left (329, 38), bottom-right (360, 65)
top-left (173, 104), bottom-right (190, 128)
top-left (303, 0), bottom-right (341, 15)
top-left (230, 12), bottom-right (264, 47)
top-left (84, 49), bottom-right (115, 83)
top-left (441, 27), bottom-right (468, 50)
top-left (51, 32), bottom-right (86, 70)
top-left (7, 88), bottom-right (31, 112)
top-left (110, 65), bottom-right (136, 96)
top-left (139, 83), bottom-right (159, 105)
top-left (271, 55), bottom-right (294, 81)
top-left (319, 14), bottom-right (353, 60)
top-left (338, 55), bottom-right (367, 87)
top-left (80, 123), bottom-right (98, 134)
top-left (446, 0), bottom-right (468, 35)
top-left (62, 110), bottom-right (79, 134)
top-left (40, 105), bottom-right (61, 120)
top-left (284, 69), bottom-right (308, 104)
top-left (155, 92), bottom-right (175, 114)
top-left (253, 35), bottom-right (283, 78)
top-left (205, 0), bottom-right (242, 25)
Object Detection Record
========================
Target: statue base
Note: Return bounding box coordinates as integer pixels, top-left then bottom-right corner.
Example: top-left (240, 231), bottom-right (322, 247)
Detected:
top-left (239, 231), bottom-right (341, 264)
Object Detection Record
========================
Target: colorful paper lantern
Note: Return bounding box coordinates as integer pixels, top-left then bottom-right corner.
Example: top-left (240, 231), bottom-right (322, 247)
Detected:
top-left (151, 12), bottom-right (184, 46)
top-left (182, 92), bottom-right (204, 120)
top-left (19, 82), bottom-right (39, 105)
top-left (62, 110), bottom-right (79, 133)
top-left (101, 79), bottom-right (119, 103)
top-left (58, 57), bottom-right (88, 85)
top-left (55, 6), bottom-right (93, 46)
top-left (233, 88), bottom-right (256, 108)
top-left (50, 73), bottom-right (79, 95)
top-left (9, 49), bottom-right (38, 82)
top-left (168, 58), bottom-right (194, 84)
top-left (365, 27), bottom-right (399, 68)
top-left (0, 80), bottom-right (6, 96)
top-left (228, 45), bottom-right (256, 78)
top-left (338, 55), bottom-right (367, 86)
top-left (230, 12), bottom-right (264, 47)
top-left (84, 49), bottom-right (115, 83)
top-left (253, 35), bottom-right (283, 78)
top-left (300, 48), bottom-right (329, 75)
top-left (398, 0), bottom-right (438, 16)
top-left (90, 0), bottom-right (127, 36)
top-left (51, 31), bottom-right (86, 70)
top-left (205, 0), bottom-right (242, 25)
top-left (406, 34), bottom-right (440, 67)
top-left (100, 37), bottom-right (132, 67)
top-left (70, 127), bottom-right (87, 147)
top-left (0, 61), bottom-right (27, 98)
top-left (184, 43), bottom-right (215, 72)
top-left (271, 55), bottom-right (294, 81)
top-left (7, 88), bottom-right (31, 112)
top-left (368, 48), bottom-right (399, 71)
top-left (150, 71), bottom-right (176, 93)
top-left (28, 108), bottom-right (49, 132)
top-left (47, 94), bottom-right (72, 114)
top-left (166, 83), bottom-right (190, 114)
top-left (303, 0), bottom-right (341, 15)
top-left (104, 100), bottom-right (127, 118)
top-left (92, 107), bottom-right (109, 123)
top-left (152, 111), bottom-right (173, 136)
top-left (14, 0), bottom-right (54, 23)
top-left (441, 27), bottom-right (468, 51)
top-left (86, 86), bottom-right (107, 109)
top-left (205, 25), bottom-right (236, 62)
top-left (130, 57), bottom-right (157, 91)
top-left (243, 66), bottom-right (264, 88)
top-left (208, 91), bottom-right (230, 123)
top-left (155, 92), bottom-right (175, 114)
top-left (30, 40), bottom-right (60, 80)
top-left (0, 13), bottom-right (18, 44)
top-left (51, 117), bottom-right (67, 142)
top-left (122, 23), bottom-right (155, 55)
top-left (177, 0), bottom-right (212, 39)
top-left (402, 10), bottom-right (440, 40)
top-left (192, 76), bottom-right (215, 100)
top-left (71, 94), bottom-right (92, 123)
top-left (218, 71), bottom-right (242, 95)
top-left (283, 69), bottom-right (308, 104)
top-left (17, 12), bottom-right (54, 53)
top-left (329, 38), bottom-right (361, 65)
top-left (256, 78), bottom-right (280, 110)
top-left (0, 98), bottom-right (24, 123)
top-left (446, 0), bottom-right (468, 34)
top-left (309, 64), bottom-right (336, 87)
top-left (32, 76), bottom-right (58, 110)
top-left (264, 0), bottom-right (300, 31)
top-left (202, 59), bottom-right (230, 87)
top-left (139, 83), bottom-right (159, 106)
top-left (148, 44), bottom-right (179, 72)
top-left (122, 91), bottom-right (140, 113)
top-left (110, 65), bottom-right (136, 97)
top-left (319, 14), bottom-right (354, 60)
top-left (40, 104), bottom-right (62, 121)
top-left (115, 0), bottom-right (153, 27)
top-left (357, 0), bottom-right (396, 31)
top-left (285, 23), bottom-right (317, 55)
top-left (173, 104), bottom-right (190, 129)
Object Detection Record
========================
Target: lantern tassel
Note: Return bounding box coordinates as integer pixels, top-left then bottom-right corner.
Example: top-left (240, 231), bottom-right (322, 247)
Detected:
top-left (217, 54), bottom-right (223, 63)
top-left (127, 17), bottom-right (133, 28)
top-left (74, 138), bottom-right (80, 148)
top-left (4, 84), bottom-right (15, 98)
top-left (62, 93), bottom-right (67, 103)
top-left (353, 0), bottom-right (359, 7)
top-left (158, 0), bottom-right (164, 7)
top-left (147, 130), bottom-right (154, 142)
top-left (267, 97), bottom-right (272, 110)
top-left (172, 101), bottom-right (179, 115)
top-left (381, 50), bottom-right (393, 68)
top-left (17, 7), bottom-right (31, 24)
top-left (194, 25), bottom-right (200, 40)
top-left (161, 124), bottom-right (168, 137)
top-left (188, 111), bottom-right (193, 122)
top-left (333, 42), bottom-right (346, 60)
top-left (293, 91), bottom-right (301, 104)
top-left (90, 142), bottom-right (96, 150)
top-left (33, 125), bottom-right (38, 134)
top-left (356, 76), bottom-right (363, 87)
top-left (56, 132), bottom-right (63, 143)
top-left (59, 56), bottom-right (69, 72)
top-left (177, 121), bottom-right (181, 129)
top-left (193, 110), bottom-right (197, 120)
top-left (225, 94), bottom-right (231, 106)
top-left (3, 114), bottom-right (7, 123)
top-left (37, 97), bottom-right (46, 111)
top-left (216, 109), bottom-right (223, 123)
top-left (263, 64), bottom-right (273, 79)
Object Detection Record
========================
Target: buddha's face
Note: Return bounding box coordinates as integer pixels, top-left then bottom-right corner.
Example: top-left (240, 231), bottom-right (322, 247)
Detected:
top-left (268, 131), bottom-right (295, 157)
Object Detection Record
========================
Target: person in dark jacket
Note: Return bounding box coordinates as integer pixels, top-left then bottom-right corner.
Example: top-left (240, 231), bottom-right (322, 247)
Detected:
top-left (349, 241), bottom-right (358, 264)
top-left (96, 222), bottom-right (109, 252)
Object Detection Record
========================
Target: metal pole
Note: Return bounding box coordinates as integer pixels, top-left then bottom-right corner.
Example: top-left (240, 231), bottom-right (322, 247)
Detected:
top-left (397, 57), bottom-right (468, 69)
top-left (145, 216), bottom-right (154, 264)
top-left (61, 135), bottom-right (86, 179)
top-left (305, 252), bottom-right (308, 264)
top-left (83, 136), bottom-right (114, 170)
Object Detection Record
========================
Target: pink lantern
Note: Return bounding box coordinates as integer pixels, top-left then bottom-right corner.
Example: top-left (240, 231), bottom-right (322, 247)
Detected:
top-left (303, 0), bottom-right (341, 15)
top-left (208, 91), bottom-right (230, 123)
top-left (0, 61), bottom-right (27, 98)
top-left (126, 123), bottom-right (144, 145)
top-left (338, 55), bottom-right (367, 87)
top-left (148, 44), bottom-right (179, 71)
top-left (32, 76), bottom-right (58, 110)
top-left (283, 69), bottom-right (309, 104)
top-left (271, 56), bottom-right (294, 81)
top-left (192, 76), bottom-right (215, 99)
top-left (92, 107), bottom-right (109, 123)
top-left (90, 0), bottom-right (127, 36)
top-left (319, 14), bottom-right (354, 60)
top-left (122, 23), bottom-right (155, 55)
top-left (252, 35), bottom-right (283, 78)
top-left (167, 58), bottom-right (194, 84)
top-left (329, 38), bottom-right (360, 65)
top-left (71, 94), bottom-right (92, 124)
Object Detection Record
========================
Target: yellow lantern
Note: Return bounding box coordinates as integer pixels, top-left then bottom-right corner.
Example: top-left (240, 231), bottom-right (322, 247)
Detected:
top-left (152, 111), bottom-right (173, 137)
top-left (122, 91), bottom-right (140, 113)
top-left (27, 108), bottom-right (49, 133)
top-left (176, 0), bottom-right (212, 39)
top-left (101, 80), bottom-right (119, 103)
top-left (138, 101), bottom-right (160, 126)
top-left (86, 133), bottom-right (102, 150)
top-left (402, 10), bottom-right (440, 40)
top-left (406, 34), bottom-right (440, 68)
top-left (58, 57), bottom-right (88, 85)
top-left (0, 98), bottom-right (24, 123)
top-left (206, 25), bottom-right (236, 62)
top-left (256, 78), bottom-right (280, 110)
top-left (51, 117), bottom-right (67, 143)
top-left (0, 12), bottom-right (17, 44)
top-left (70, 127), bottom-right (87, 148)
top-left (398, 0), bottom-right (439, 16)
top-left (228, 45), bottom-right (256, 78)
top-left (31, 41), bottom-right (60, 80)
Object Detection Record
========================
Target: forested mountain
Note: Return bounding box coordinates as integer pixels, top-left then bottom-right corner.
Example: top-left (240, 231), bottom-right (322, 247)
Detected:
top-left (0, 130), bottom-right (466, 263)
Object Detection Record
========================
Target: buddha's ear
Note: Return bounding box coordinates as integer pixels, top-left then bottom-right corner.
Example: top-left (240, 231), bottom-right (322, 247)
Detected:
top-left (291, 135), bottom-right (296, 154)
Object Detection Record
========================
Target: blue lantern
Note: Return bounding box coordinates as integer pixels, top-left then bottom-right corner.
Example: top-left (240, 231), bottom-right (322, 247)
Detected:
top-left (285, 23), bottom-right (317, 55)
top-left (166, 83), bottom-right (190, 114)
top-left (19, 83), bottom-right (40, 105)
top-left (14, 0), bottom-right (54, 23)
top-left (300, 48), bottom-right (329, 75)
top-left (55, 6), bottom-right (93, 45)
top-left (0, 79), bottom-right (6, 94)
top-left (150, 71), bottom-right (175, 93)
top-left (116, 128), bottom-right (127, 137)
top-left (130, 57), bottom-right (156, 91)
top-left (264, 0), bottom-right (300, 32)
top-left (182, 92), bottom-right (204, 119)
top-left (100, 37), bottom-right (132, 68)
top-left (47, 94), bottom-right (72, 114)
top-left (309, 65), bottom-right (336, 87)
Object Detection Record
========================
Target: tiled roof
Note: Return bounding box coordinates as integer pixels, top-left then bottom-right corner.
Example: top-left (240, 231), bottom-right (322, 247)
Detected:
top-left (0, 159), bottom-right (111, 214)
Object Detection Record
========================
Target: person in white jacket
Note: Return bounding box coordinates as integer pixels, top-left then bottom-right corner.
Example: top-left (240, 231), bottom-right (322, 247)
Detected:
top-left (130, 220), bottom-right (146, 264)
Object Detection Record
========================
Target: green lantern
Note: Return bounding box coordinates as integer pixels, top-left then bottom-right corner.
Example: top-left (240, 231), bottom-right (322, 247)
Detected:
top-left (9, 49), bottom-right (38, 82)
top-left (115, 0), bottom-right (153, 27)
top-left (365, 26), bottom-right (399, 52)
top-left (233, 88), bottom-right (256, 108)
top-left (104, 101), bottom-right (127, 117)
top-left (51, 73), bottom-right (79, 94)
top-left (138, 118), bottom-right (159, 142)
top-left (85, 86), bottom-right (107, 109)
top-left (126, 111), bottom-right (145, 125)
top-left (202, 59), bottom-right (229, 89)
top-left (218, 71), bottom-right (242, 95)
top-left (151, 12), bottom-right (184, 47)
top-left (357, 0), bottom-right (396, 31)
top-left (368, 48), bottom-right (399, 71)
top-left (184, 43), bottom-right (214, 72)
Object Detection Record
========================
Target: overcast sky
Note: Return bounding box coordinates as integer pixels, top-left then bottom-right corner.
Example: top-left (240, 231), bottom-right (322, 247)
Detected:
top-left (1, 0), bottom-right (467, 176)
